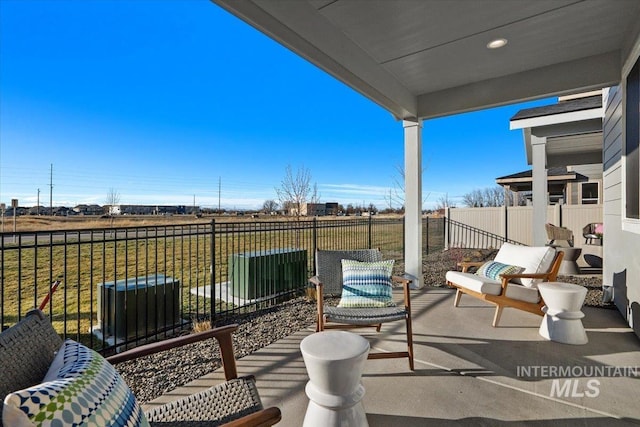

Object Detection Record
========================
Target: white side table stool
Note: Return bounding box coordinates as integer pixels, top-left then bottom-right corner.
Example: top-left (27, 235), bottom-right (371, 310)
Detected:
top-left (538, 282), bottom-right (588, 345)
top-left (300, 331), bottom-right (370, 427)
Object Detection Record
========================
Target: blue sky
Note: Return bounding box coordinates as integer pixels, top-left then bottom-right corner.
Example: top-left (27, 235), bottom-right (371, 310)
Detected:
top-left (0, 0), bottom-right (554, 211)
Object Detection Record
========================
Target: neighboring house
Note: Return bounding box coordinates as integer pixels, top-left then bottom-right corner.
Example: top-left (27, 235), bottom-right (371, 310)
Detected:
top-left (510, 92), bottom-right (604, 246)
top-left (496, 166), bottom-right (597, 205)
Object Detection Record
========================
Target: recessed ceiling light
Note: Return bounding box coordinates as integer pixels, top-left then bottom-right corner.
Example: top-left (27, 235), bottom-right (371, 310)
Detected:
top-left (487, 38), bottom-right (508, 49)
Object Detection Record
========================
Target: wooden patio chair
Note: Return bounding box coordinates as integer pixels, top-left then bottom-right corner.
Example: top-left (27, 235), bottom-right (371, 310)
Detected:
top-left (309, 249), bottom-right (414, 370)
top-left (0, 309), bottom-right (281, 427)
top-left (446, 243), bottom-right (564, 327)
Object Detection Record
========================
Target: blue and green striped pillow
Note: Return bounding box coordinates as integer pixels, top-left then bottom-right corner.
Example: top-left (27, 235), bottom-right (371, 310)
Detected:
top-left (475, 261), bottom-right (523, 281)
top-left (337, 259), bottom-right (396, 308)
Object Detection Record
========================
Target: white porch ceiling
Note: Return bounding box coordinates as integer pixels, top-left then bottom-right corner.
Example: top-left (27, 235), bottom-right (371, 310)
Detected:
top-left (212, 0), bottom-right (640, 120)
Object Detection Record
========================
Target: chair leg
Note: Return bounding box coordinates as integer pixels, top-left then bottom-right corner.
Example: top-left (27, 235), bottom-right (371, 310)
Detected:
top-left (376, 323), bottom-right (382, 332)
top-left (315, 314), bottom-right (320, 332)
top-left (406, 314), bottom-right (414, 371)
top-left (492, 305), bottom-right (504, 327)
top-left (318, 314), bottom-right (328, 331)
top-left (454, 289), bottom-right (462, 307)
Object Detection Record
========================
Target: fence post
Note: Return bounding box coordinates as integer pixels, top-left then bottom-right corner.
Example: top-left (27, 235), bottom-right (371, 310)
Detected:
top-left (402, 216), bottom-right (406, 263)
top-left (503, 204), bottom-right (508, 243)
top-left (557, 203), bottom-right (563, 226)
top-left (210, 219), bottom-right (216, 322)
top-left (424, 217), bottom-right (429, 255)
top-left (445, 208), bottom-right (451, 250)
top-left (312, 217), bottom-right (317, 275)
top-left (368, 215), bottom-right (372, 249)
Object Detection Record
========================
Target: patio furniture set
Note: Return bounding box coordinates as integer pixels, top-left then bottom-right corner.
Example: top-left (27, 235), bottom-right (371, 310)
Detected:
top-left (1, 246), bottom-right (589, 426)
top-left (446, 242), bottom-right (589, 345)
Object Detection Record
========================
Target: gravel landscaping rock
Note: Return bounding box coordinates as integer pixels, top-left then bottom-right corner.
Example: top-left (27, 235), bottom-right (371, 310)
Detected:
top-left (117, 249), bottom-right (612, 404)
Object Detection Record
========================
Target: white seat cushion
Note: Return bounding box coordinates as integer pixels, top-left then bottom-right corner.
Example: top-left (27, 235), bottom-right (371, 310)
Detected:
top-left (446, 271), bottom-right (501, 295)
top-left (504, 283), bottom-right (541, 303)
top-left (446, 271), bottom-right (541, 303)
top-left (494, 243), bottom-right (556, 288)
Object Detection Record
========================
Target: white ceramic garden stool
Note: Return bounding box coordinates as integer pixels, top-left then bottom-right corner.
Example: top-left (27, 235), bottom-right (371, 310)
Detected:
top-left (538, 282), bottom-right (588, 345)
top-left (300, 331), bottom-right (370, 427)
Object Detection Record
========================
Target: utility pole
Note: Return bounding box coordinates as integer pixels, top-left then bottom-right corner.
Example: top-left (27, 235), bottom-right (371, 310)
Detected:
top-left (218, 176), bottom-right (221, 213)
top-left (49, 163), bottom-right (53, 216)
top-left (37, 188), bottom-right (40, 215)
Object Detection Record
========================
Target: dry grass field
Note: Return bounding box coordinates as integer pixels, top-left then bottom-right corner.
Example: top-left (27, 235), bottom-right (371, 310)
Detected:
top-left (2, 213), bottom-right (408, 232)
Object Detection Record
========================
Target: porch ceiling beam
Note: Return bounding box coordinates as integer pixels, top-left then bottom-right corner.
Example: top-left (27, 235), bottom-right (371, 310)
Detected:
top-left (416, 51), bottom-right (620, 120)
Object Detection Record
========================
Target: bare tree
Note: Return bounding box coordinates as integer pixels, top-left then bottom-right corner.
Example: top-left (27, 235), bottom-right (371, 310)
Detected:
top-left (462, 189), bottom-right (484, 207)
top-left (262, 199), bottom-right (278, 214)
top-left (390, 163), bottom-right (431, 210)
top-left (310, 182), bottom-right (321, 204)
top-left (275, 165), bottom-right (312, 220)
top-left (434, 193), bottom-right (456, 210)
top-left (462, 186), bottom-right (516, 207)
top-left (105, 188), bottom-right (120, 215)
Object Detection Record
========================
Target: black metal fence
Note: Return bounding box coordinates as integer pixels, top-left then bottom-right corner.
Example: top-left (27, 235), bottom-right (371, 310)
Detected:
top-left (0, 216), bottom-right (445, 353)
top-left (445, 218), bottom-right (524, 250)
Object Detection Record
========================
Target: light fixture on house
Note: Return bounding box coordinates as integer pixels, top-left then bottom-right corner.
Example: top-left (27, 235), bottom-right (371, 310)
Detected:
top-left (487, 38), bottom-right (508, 49)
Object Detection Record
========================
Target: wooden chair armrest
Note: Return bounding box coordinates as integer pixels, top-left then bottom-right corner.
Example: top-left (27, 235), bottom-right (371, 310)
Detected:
top-left (223, 406), bottom-right (282, 427)
top-left (391, 274), bottom-right (412, 309)
top-left (308, 275), bottom-right (322, 287)
top-left (107, 324), bottom-right (239, 381)
top-left (458, 261), bottom-right (484, 273)
top-left (392, 274), bottom-right (412, 286)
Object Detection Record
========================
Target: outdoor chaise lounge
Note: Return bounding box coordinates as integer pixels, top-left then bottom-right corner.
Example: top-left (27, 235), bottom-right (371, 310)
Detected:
top-left (0, 309), bottom-right (281, 427)
top-left (309, 249), bottom-right (414, 370)
top-left (446, 243), bottom-right (564, 327)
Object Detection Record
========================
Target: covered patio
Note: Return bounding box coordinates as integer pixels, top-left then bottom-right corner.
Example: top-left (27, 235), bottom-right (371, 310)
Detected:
top-left (168, 1), bottom-right (640, 424)
top-left (145, 287), bottom-right (640, 425)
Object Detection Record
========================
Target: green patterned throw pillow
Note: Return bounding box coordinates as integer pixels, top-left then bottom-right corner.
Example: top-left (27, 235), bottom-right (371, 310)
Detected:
top-left (475, 261), bottom-right (523, 281)
top-left (337, 259), bottom-right (396, 308)
top-left (2, 339), bottom-right (149, 427)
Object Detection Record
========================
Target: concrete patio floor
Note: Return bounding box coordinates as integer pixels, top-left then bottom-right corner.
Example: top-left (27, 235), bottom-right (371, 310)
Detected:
top-left (145, 287), bottom-right (640, 426)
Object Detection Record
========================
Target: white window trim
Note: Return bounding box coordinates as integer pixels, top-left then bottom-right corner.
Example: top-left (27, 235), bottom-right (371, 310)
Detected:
top-left (580, 181), bottom-right (601, 204)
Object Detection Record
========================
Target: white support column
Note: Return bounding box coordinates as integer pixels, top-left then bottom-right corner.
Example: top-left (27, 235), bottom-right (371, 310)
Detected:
top-left (531, 134), bottom-right (548, 246)
top-left (403, 119), bottom-right (423, 289)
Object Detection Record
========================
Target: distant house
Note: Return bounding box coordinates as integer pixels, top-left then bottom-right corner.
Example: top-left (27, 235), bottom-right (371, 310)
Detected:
top-left (73, 204), bottom-right (105, 216)
top-left (302, 203), bottom-right (326, 216)
top-left (325, 203), bottom-right (339, 215)
top-left (109, 205), bottom-right (188, 215)
top-left (300, 202), bottom-right (339, 216)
